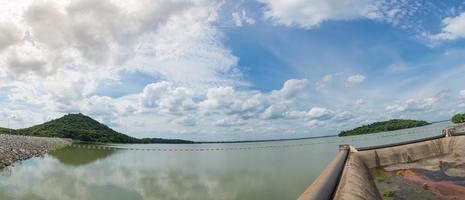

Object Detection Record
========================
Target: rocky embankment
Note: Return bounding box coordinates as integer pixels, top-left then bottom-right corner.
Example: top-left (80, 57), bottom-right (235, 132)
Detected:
top-left (0, 134), bottom-right (71, 168)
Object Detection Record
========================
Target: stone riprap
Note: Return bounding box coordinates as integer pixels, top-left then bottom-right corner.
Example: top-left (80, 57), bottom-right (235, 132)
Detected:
top-left (0, 134), bottom-right (71, 168)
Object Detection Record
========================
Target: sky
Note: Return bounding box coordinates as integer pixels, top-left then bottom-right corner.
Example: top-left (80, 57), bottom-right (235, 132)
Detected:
top-left (0, 0), bottom-right (465, 141)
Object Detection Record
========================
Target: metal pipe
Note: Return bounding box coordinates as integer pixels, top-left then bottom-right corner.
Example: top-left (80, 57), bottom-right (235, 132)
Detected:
top-left (297, 145), bottom-right (349, 200)
top-left (356, 133), bottom-right (446, 151)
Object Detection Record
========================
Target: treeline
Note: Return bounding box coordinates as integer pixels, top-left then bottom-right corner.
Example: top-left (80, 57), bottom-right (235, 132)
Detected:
top-left (0, 113), bottom-right (194, 144)
top-left (339, 119), bottom-right (431, 137)
top-left (452, 113), bottom-right (465, 124)
top-left (0, 127), bottom-right (14, 134)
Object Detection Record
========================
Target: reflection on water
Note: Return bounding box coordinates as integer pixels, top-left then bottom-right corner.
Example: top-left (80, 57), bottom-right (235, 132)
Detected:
top-left (0, 149), bottom-right (317, 200)
top-left (49, 146), bottom-right (117, 166)
top-left (0, 122), bottom-right (452, 200)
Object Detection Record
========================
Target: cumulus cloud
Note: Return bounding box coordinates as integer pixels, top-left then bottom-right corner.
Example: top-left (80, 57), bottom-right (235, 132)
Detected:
top-left (8, 82), bottom-right (43, 105)
top-left (307, 119), bottom-right (325, 128)
top-left (258, 0), bottom-right (442, 38)
top-left (139, 81), bottom-right (196, 115)
top-left (172, 115), bottom-right (197, 127)
top-left (334, 111), bottom-right (353, 122)
top-left (307, 107), bottom-right (335, 120)
top-left (259, 0), bottom-right (378, 29)
top-left (18, 0), bottom-right (193, 68)
top-left (386, 97), bottom-right (438, 113)
top-left (214, 117), bottom-right (245, 127)
top-left (0, 0), bottom-right (241, 116)
top-left (261, 104), bottom-right (287, 119)
top-left (269, 79), bottom-right (309, 100)
top-left (198, 86), bottom-right (266, 120)
top-left (3, 0), bottom-right (452, 138)
top-left (431, 12), bottom-right (465, 40)
top-left (460, 90), bottom-right (465, 99)
top-left (135, 79), bottom-right (313, 130)
top-left (81, 96), bottom-right (118, 117)
top-left (232, 10), bottom-right (255, 27)
top-left (198, 79), bottom-right (308, 120)
top-left (5, 42), bottom-right (50, 75)
top-left (284, 107), bottom-right (337, 128)
top-left (346, 74), bottom-right (366, 85)
top-left (0, 22), bottom-right (21, 51)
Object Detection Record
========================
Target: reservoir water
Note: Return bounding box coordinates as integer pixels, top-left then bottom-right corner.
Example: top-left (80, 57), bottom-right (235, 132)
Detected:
top-left (0, 122), bottom-right (451, 200)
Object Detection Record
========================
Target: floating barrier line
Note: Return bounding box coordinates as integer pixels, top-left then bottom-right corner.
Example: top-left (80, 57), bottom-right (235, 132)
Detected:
top-left (67, 127), bottom-right (446, 152)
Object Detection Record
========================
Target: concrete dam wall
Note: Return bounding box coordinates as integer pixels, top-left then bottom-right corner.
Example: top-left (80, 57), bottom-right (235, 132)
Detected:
top-left (298, 125), bottom-right (465, 200)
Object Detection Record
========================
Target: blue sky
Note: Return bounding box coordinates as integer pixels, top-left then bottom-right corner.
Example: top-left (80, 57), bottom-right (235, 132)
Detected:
top-left (0, 0), bottom-right (465, 141)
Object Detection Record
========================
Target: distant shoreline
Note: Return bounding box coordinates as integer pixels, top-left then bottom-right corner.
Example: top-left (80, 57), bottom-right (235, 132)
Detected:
top-left (196, 134), bottom-right (336, 144)
top-left (2, 115), bottom-right (450, 145)
top-left (196, 120), bottom-right (449, 143)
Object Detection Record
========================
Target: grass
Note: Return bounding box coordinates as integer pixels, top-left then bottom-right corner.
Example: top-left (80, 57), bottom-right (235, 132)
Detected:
top-left (371, 168), bottom-right (390, 182)
top-left (383, 190), bottom-right (396, 197)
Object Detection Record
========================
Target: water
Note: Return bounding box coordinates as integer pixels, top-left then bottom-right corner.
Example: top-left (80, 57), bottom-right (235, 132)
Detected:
top-left (0, 122), bottom-right (451, 200)
top-left (372, 168), bottom-right (465, 200)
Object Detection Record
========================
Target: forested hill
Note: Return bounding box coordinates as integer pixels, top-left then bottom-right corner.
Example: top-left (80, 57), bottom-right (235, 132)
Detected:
top-left (0, 113), bottom-right (194, 144)
top-left (338, 119), bottom-right (431, 137)
top-left (0, 127), bottom-right (14, 134)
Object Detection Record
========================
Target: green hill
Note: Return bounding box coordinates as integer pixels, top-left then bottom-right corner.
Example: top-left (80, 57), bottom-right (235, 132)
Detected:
top-left (338, 119), bottom-right (431, 137)
top-left (0, 127), bottom-right (15, 134)
top-left (4, 113), bottom-right (193, 144)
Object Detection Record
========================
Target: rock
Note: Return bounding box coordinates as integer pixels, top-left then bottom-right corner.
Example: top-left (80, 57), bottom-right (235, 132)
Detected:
top-left (422, 183), bottom-right (429, 190)
top-left (0, 134), bottom-right (71, 168)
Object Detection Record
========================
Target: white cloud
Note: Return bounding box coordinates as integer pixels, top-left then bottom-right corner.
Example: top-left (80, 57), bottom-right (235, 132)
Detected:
top-left (0, 0), bottom-right (240, 117)
top-left (386, 97), bottom-right (438, 113)
top-left (259, 0), bottom-right (377, 29)
top-left (139, 81), bottom-right (196, 115)
top-left (307, 119), bottom-right (325, 128)
top-left (133, 79), bottom-right (313, 132)
top-left (198, 79), bottom-right (308, 120)
top-left (232, 10), bottom-right (255, 27)
top-left (8, 82), bottom-right (43, 105)
top-left (431, 12), bottom-right (465, 40)
top-left (354, 98), bottom-right (366, 106)
top-left (0, 22), bottom-right (21, 51)
top-left (284, 107), bottom-right (337, 128)
top-left (214, 117), bottom-right (245, 127)
top-left (460, 90), bottom-right (465, 99)
top-left (199, 86), bottom-right (236, 111)
top-left (198, 86), bottom-right (265, 119)
top-left (307, 107), bottom-right (335, 120)
top-left (346, 74), bottom-right (366, 85)
top-left (284, 110), bottom-right (307, 119)
top-left (1, 0), bottom-right (458, 139)
top-left (79, 95), bottom-right (123, 125)
top-left (261, 104), bottom-right (287, 119)
top-left (172, 115), bottom-right (197, 127)
top-left (334, 111), bottom-right (353, 122)
top-left (315, 74), bottom-right (333, 90)
top-left (269, 79), bottom-right (309, 100)
top-left (129, 3), bottom-right (241, 87)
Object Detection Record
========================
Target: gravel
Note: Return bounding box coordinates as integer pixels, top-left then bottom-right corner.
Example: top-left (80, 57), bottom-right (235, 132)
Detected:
top-left (0, 134), bottom-right (72, 168)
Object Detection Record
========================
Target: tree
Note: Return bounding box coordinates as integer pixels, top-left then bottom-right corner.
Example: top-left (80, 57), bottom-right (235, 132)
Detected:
top-left (452, 113), bottom-right (465, 124)
top-left (338, 119), bottom-right (431, 136)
